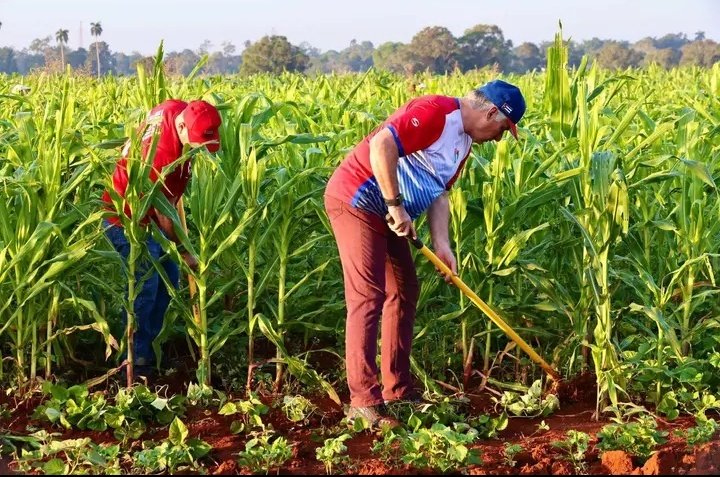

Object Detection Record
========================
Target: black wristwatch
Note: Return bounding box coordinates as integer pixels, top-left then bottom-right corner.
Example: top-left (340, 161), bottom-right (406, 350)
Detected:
top-left (384, 193), bottom-right (404, 207)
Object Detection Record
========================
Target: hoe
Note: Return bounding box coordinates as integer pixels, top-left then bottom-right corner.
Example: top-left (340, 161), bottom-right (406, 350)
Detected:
top-left (388, 216), bottom-right (563, 388)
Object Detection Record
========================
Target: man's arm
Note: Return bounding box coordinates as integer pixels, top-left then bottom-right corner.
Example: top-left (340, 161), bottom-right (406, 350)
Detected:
top-left (154, 202), bottom-right (198, 271)
top-left (427, 192), bottom-right (457, 281)
top-left (154, 211), bottom-right (181, 243)
top-left (369, 128), bottom-right (416, 238)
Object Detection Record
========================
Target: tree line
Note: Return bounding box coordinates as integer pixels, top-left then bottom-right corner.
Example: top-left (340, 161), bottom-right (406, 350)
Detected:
top-left (0, 21), bottom-right (718, 76)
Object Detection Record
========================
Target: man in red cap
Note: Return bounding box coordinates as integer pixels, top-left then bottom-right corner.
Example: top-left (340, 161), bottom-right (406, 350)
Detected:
top-left (102, 99), bottom-right (222, 374)
top-left (324, 80), bottom-right (525, 428)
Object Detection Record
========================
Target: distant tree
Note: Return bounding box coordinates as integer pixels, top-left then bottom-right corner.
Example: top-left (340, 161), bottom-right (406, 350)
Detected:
top-left (114, 51), bottom-right (137, 75)
top-left (655, 33), bottom-right (689, 50)
top-left (694, 31), bottom-right (706, 41)
top-left (133, 55), bottom-right (156, 74)
top-left (457, 24), bottom-right (512, 71)
top-left (579, 38), bottom-right (606, 56)
top-left (372, 41), bottom-right (414, 74)
top-left (15, 45), bottom-right (45, 74)
top-left (197, 39), bottom-right (213, 56)
top-left (680, 40), bottom-right (720, 67)
top-left (200, 41), bottom-right (241, 74)
top-left (206, 50), bottom-right (241, 74)
top-left (642, 48), bottom-right (680, 68)
top-left (338, 39), bottom-right (374, 72)
top-left (596, 41), bottom-right (644, 69)
top-left (408, 26), bottom-right (458, 73)
top-left (0, 47), bottom-right (17, 73)
top-left (67, 47), bottom-right (88, 70)
top-left (306, 49), bottom-right (341, 74)
top-left (511, 42), bottom-right (543, 72)
top-left (165, 49), bottom-right (201, 75)
top-left (631, 37), bottom-right (680, 68)
top-left (55, 29), bottom-right (69, 68)
top-left (221, 41), bottom-right (236, 56)
top-left (29, 36), bottom-right (51, 55)
top-left (240, 35), bottom-right (308, 75)
top-left (85, 41), bottom-right (115, 75)
top-left (298, 41), bottom-right (321, 58)
top-left (633, 37), bottom-right (657, 55)
top-left (205, 51), bottom-right (223, 74)
top-left (91, 22), bottom-right (103, 77)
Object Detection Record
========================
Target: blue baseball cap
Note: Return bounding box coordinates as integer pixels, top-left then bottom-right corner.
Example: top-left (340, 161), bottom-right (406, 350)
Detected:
top-left (477, 80), bottom-right (526, 138)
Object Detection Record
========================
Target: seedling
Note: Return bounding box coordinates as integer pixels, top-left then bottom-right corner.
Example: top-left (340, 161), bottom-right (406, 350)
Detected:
top-left (552, 430), bottom-right (590, 474)
top-left (315, 433), bottom-right (352, 474)
top-left (502, 442), bottom-right (523, 467)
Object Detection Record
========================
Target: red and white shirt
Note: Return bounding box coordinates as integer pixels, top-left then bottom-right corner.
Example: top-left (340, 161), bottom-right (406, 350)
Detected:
top-left (325, 95), bottom-right (472, 219)
top-left (102, 100), bottom-right (191, 226)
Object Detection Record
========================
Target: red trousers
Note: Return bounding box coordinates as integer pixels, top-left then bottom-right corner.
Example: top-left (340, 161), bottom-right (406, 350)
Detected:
top-left (324, 195), bottom-right (419, 407)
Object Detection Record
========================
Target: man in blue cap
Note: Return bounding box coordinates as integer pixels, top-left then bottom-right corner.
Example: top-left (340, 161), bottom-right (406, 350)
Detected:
top-left (324, 79), bottom-right (526, 428)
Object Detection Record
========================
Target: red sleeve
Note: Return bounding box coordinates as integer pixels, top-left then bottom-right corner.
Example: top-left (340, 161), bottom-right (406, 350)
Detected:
top-left (147, 148), bottom-right (175, 183)
top-left (385, 96), bottom-right (458, 156)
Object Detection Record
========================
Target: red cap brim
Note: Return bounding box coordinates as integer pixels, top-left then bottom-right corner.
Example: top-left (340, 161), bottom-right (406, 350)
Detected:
top-left (508, 121), bottom-right (518, 139)
top-left (190, 129), bottom-right (220, 153)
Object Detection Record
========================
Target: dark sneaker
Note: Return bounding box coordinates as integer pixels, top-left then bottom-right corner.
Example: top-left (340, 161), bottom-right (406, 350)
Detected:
top-left (346, 404), bottom-right (400, 429)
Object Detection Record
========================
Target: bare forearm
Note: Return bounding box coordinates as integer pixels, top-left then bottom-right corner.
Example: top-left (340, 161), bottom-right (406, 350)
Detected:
top-left (154, 212), bottom-right (180, 244)
top-left (428, 192), bottom-right (451, 249)
top-left (369, 129), bottom-right (401, 201)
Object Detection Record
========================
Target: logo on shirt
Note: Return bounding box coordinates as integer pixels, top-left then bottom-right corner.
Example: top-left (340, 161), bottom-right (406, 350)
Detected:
top-left (411, 117), bottom-right (420, 127)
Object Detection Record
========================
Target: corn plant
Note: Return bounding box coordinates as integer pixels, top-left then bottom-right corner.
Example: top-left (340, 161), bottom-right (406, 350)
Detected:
top-left (2, 41), bottom-right (720, 420)
top-left (265, 165), bottom-right (330, 390)
top-left (0, 74), bottom-right (114, 385)
top-left (152, 146), bottom-right (251, 387)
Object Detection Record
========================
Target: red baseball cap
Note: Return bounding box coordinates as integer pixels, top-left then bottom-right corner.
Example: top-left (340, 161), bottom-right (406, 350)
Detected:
top-left (184, 100), bottom-right (222, 153)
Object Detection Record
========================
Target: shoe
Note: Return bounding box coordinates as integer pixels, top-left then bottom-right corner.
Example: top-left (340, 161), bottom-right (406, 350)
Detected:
top-left (346, 404), bottom-right (400, 429)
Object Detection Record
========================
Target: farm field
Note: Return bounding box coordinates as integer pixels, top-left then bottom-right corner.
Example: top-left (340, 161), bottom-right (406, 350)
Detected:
top-left (1, 36), bottom-right (720, 474)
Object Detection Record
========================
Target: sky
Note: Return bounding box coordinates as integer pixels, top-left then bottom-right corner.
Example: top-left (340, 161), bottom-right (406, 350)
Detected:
top-left (1, 0), bottom-right (719, 55)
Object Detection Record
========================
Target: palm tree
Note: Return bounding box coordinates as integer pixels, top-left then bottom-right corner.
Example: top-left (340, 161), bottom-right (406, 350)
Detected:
top-left (55, 29), bottom-right (69, 68)
top-left (90, 22), bottom-right (102, 78)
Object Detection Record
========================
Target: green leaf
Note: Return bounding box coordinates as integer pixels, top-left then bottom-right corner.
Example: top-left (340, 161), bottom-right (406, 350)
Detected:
top-left (168, 417), bottom-right (188, 446)
top-left (42, 458), bottom-right (67, 475)
top-left (230, 420), bottom-right (246, 434)
top-left (150, 397), bottom-right (168, 411)
top-left (218, 402), bottom-right (238, 416)
top-left (44, 407), bottom-right (62, 424)
top-left (49, 384), bottom-right (69, 402)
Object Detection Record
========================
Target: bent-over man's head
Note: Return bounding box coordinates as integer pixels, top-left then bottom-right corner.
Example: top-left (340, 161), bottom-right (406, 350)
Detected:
top-left (177, 100), bottom-right (222, 152)
top-left (461, 80), bottom-right (526, 143)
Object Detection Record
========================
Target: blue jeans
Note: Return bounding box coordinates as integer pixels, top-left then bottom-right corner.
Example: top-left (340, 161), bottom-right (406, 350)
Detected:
top-left (104, 220), bottom-right (179, 365)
